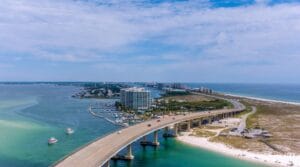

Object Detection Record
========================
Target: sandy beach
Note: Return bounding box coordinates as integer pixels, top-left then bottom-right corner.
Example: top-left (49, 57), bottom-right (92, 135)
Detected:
top-left (224, 93), bottom-right (300, 106)
top-left (177, 134), bottom-right (300, 167)
top-left (175, 93), bottom-right (300, 167)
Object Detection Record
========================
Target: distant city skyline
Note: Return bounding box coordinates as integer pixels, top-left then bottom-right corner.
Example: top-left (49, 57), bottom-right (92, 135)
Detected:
top-left (0, 0), bottom-right (300, 83)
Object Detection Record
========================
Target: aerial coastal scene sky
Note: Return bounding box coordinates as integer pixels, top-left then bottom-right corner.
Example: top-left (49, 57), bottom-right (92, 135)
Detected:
top-left (0, 0), bottom-right (300, 83)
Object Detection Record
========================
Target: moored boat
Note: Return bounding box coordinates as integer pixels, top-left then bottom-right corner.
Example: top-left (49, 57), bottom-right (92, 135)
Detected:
top-left (66, 128), bottom-right (74, 135)
top-left (48, 137), bottom-right (58, 145)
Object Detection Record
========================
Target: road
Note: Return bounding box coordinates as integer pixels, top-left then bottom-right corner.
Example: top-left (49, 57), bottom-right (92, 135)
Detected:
top-left (237, 106), bottom-right (256, 133)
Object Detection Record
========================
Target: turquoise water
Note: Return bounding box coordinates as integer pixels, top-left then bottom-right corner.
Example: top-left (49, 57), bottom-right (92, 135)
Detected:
top-left (0, 84), bottom-right (266, 167)
top-left (111, 135), bottom-right (264, 167)
top-left (0, 84), bottom-right (118, 166)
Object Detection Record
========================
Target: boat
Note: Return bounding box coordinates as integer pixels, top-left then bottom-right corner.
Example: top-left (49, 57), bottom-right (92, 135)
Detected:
top-left (115, 119), bottom-right (123, 123)
top-left (66, 128), bottom-right (74, 135)
top-left (122, 123), bottom-right (129, 127)
top-left (48, 137), bottom-right (58, 145)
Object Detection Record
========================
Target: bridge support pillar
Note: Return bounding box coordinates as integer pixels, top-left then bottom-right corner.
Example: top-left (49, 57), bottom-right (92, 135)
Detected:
top-left (186, 121), bottom-right (191, 131)
top-left (198, 119), bottom-right (202, 127)
top-left (143, 136), bottom-right (147, 142)
top-left (163, 127), bottom-right (169, 137)
top-left (164, 126), bottom-right (169, 134)
top-left (103, 161), bottom-right (110, 167)
top-left (208, 117), bottom-right (212, 124)
top-left (140, 131), bottom-right (160, 146)
top-left (174, 124), bottom-right (178, 137)
top-left (163, 126), bottom-right (176, 138)
top-left (153, 130), bottom-right (160, 146)
top-left (125, 144), bottom-right (134, 160)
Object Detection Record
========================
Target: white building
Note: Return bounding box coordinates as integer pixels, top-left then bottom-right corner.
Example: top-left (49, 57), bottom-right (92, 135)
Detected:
top-left (120, 87), bottom-right (151, 110)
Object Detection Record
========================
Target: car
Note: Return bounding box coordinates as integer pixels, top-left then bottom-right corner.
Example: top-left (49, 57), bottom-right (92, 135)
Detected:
top-left (153, 115), bottom-right (161, 119)
top-left (157, 119), bottom-right (161, 123)
top-left (117, 131), bottom-right (122, 134)
top-left (147, 124), bottom-right (151, 127)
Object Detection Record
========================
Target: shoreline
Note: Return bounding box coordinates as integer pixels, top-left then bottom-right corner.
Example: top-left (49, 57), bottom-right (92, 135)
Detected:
top-left (177, 134), bottom-right (299, 167)
top-left (176, 92), bottom-right (300, 167)
top-left (223, 93), bottom-right (300, 106)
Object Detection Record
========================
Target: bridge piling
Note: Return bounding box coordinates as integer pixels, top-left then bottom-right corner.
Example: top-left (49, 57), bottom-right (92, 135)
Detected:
top-left (208, 117), bottom-right (212, 124)
top-left (140, 131), bottom-right (160, 146)
top-left (186, 121), bottom-right (191, 131)
top-left (103, 161), bottom-right (110, 167)
top-left (111, 144), bottom-right (134, 161)
top-left (125, 144), bottom-right (134, 160)
top-left (163, 126), bottom-right (177, 138)
top-left (164, 127), bottom-right (169, 134)
top-left (198, 118), bottom-right (202, 127)
top-left (174, 124), bottom-right (178, 136)
top-left (153, 130), bottom-right (160, 146)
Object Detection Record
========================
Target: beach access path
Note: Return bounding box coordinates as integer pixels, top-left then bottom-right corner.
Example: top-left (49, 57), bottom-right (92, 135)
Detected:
top-left (237, 106), bottom-right (256, 133)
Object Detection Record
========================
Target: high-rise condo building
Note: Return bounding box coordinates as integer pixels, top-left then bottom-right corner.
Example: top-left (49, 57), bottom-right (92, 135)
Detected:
top-left (120, 87), bottom-right (151, 110)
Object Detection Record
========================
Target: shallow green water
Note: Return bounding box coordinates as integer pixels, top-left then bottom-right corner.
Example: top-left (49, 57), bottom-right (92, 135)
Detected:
top-left (0, 84), bottom-right (266, 167)
top-left (110, 133), bottom-right (266, 167)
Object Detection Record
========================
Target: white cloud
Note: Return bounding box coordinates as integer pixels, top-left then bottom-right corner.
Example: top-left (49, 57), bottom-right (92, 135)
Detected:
top-left (0, 0), bottom-right (300, 82)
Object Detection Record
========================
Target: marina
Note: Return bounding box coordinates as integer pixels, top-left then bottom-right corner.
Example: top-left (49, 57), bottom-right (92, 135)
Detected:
top-left (88, 102), bottom-right (142, 127)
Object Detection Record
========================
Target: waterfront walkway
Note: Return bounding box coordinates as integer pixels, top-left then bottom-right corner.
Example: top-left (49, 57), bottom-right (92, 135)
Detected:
top-left (54, 98), bottom-right (245, 167)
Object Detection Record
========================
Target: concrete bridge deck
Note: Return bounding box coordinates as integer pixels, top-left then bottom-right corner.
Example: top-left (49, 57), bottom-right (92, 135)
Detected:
top-left (54, 100), bottom-right (245, 167)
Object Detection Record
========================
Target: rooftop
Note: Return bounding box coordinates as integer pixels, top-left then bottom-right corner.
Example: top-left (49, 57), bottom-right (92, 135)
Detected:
top-left (121, 87), bottom-right (149, 92)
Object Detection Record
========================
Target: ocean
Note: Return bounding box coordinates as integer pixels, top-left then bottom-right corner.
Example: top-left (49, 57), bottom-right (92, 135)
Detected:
top-left (1, 83), bottom-right (293, 167)
top-left (187, 83), bottom-right (300, 104)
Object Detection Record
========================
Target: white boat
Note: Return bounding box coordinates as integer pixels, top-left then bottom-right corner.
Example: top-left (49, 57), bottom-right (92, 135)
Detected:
top-left (48, 137), bottom-right (58, 145)
top-left (122, 123), bottom-right (129, 127)
top-left (66, 128), bottom-right (74, 135)
top-left (115, 119), bottom-right (122, 123)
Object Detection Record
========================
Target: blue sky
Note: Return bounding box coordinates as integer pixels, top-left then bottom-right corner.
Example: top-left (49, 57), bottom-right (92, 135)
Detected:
top-left (0, 0), bottom-right (300, 83)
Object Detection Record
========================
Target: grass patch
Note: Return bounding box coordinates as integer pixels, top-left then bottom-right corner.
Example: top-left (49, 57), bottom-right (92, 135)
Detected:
top-left (160, 99), bottom-right (232, 111)
top-left (210, 136), bottom-right (252, 149)
top-left (198, 125), bottom-right (224, 130)
top-left (193, 129), bottom-right (217, 137)
top-left (233, 100), bottom-right (253, 118)
top-left (163, 91), bottom-right (191, 96)
top-left (246, 105), bottom-right (264, 129)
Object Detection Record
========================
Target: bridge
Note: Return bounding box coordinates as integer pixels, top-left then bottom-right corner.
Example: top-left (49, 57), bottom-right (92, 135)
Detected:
top-left (54, 98), bottom-right (245, 167)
